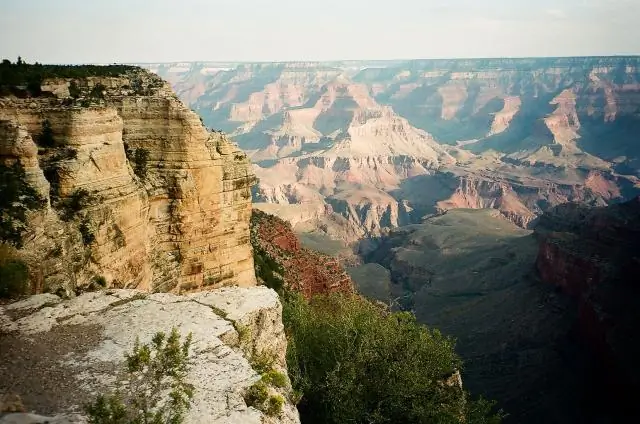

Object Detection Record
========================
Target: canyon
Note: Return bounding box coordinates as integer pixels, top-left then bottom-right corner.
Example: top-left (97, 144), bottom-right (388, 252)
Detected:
top-left (146, 58), bottom-right (640, 423)
top-left (2, 57), bottom-right (639, 423)
top-left (147, 57), bottom-right (640, 241)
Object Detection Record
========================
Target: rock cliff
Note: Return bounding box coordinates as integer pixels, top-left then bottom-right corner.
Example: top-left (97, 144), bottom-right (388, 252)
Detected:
top-left (0, 67), bottom-right (256, 294)
top-left (0, 287), bottom-right (299, 424)
top-left (534, 198), bottom-right (640, 421)
top-left (250, 210), bottom-right (354, 297)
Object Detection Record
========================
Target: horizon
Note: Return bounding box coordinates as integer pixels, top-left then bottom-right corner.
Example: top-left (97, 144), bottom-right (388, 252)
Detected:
top-left (5, 54), bottom-right (640, 67)
top-left (1, 0), bottom-right (639, 64)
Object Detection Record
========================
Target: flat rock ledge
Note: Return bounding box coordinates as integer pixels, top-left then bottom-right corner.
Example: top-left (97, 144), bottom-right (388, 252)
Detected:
top-left (0, 287), bottom-right (299, 424)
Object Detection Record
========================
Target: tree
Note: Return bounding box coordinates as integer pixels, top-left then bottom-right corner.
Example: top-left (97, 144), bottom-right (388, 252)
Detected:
top-left (0, 162), bottom-right (45, 247)
top-left (0, 244), bottom-right (29, 299)
top-left (85, 328), bottom-right (194, 424)
top-left (38, 119), bottom-right (56, 148)
top-left (69, 80), bottom-right (81, 99)
top-left (283, 292), bottom-right (504, 424)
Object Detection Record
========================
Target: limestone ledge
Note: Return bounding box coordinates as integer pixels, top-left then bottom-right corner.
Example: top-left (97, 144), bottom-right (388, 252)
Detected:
top-left (0, 287), bottom-right (299, 424)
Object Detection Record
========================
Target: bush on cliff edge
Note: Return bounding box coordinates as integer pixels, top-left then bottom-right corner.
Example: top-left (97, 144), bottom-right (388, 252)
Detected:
top-left (0, 244), bottom-right (29, 299)
top-left (283, 292), bottom-right (503, 424)
top-left (85, 328), bottom-right (194, 424)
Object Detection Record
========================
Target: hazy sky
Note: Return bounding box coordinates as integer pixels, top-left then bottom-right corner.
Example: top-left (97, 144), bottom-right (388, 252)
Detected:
top-left (1, 0), bottom-right (639, 63)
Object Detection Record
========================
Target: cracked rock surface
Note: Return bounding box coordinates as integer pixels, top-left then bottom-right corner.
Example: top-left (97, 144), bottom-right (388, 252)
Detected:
top-left (0, 287), bottom-right (300, 424)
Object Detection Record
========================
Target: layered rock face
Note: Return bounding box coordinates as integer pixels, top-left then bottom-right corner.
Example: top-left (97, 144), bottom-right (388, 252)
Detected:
top-left (0, 287), bottom-right (299, 424)
top-left (144, 58), bottom-right (640, 239)
top-left (0, 70), bottom-right (256, 294)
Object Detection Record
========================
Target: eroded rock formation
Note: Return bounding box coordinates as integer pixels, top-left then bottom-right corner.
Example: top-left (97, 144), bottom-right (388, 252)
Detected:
top-left (0, 70), bottom-right (256, 294)
top-left (146, 58), bottom-right (640, 239)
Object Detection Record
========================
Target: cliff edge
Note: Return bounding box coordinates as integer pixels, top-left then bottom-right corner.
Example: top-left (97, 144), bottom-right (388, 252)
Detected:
top-left (0, 287), bottom-right (299, 424)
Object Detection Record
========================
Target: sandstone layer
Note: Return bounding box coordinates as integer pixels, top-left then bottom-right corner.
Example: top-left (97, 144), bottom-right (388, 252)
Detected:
top-left (0, 70), bottom-right (256, 294)
top-left (0, 287), bottom-right (299, 424)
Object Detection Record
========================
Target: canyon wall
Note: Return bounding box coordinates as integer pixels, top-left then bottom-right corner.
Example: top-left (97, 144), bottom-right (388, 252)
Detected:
top-left (534, 198), bottom-right (640, 421)
top-left (250, 209), bottom-right (354, 297)
top-left (0, 69), bottom-right (256, 294)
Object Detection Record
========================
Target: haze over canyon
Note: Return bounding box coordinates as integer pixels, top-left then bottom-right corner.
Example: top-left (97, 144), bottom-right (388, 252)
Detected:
top-left (0, 52), bottom-right (638, 424)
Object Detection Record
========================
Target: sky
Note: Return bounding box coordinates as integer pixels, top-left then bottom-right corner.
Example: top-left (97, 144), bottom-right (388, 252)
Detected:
top-left (1, 0), bottom-right (639, 64)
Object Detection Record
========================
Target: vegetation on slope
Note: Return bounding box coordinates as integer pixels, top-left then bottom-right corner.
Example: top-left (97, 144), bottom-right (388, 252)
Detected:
top-left (251, 210), bottom-right (503, 423)
top-left (0, 244), bottom-right (30, 299)
top-left (250, 210), bottom-right (353, 297)
top-left (0, 161), bottom-right (45, 247)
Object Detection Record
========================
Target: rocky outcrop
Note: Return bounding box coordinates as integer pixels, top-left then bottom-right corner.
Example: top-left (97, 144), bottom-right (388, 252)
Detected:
top-left (0, 287), bottom-right (299, 424)
top-left (250, 210), bottom-right (353, 297)
top-left (0, 69), bottom-right (256, 294)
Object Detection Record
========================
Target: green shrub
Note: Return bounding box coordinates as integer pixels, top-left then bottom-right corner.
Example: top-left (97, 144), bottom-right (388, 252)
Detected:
top-left (93, 275), bottom-right (107, 288)
top-left (89, 83), bottom-right (106, 100)
top-left (68, 80), bottom-right (81, 99)
top-left (0, 245), bottom-right (29, 299)
top-left (0, 162), bottom-right (45, 247)
top-left (266, 395), bottom-right (284, 417)
top-left (245, 378), bottom-right (284, 417)
top-left (233, 322), bottom-right (251, 348)
top-left (59, 189), bottom-right (93, 221)
top-left (79, 219), bottom-right (95, 245)
top-left (0, 59), bottom-right (138, 97)
top-left (283, 292), bottom-right (504, 424)
top-left (37, 119), bottom-right (56, 148)
top-left (262, 369), bottom-right (288, 388)
top-left (253, 246), bottom-right (284, 294)
top-left (132, 148), bottom-right (150, 180)
top-left (244, 380), bottom-right (269, 411)
top-left (85, 328), bottom-right (194, 424)
top-left (250, 350), bottom-right (276, 375)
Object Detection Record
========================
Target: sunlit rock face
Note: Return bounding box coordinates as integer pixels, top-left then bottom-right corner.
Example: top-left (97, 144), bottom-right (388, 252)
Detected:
top-left (0, 287), bottom-right (300, 424)
top-left (0, 70), bottom-right (256, 294)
